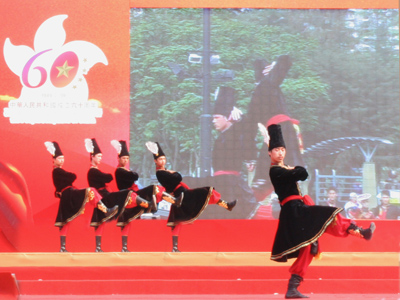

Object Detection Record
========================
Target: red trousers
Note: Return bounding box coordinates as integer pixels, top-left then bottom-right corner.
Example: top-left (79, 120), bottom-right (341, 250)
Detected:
top-left (208, 190), bottom-right (221, 205)
top-left (289, 214), bottom-right (352, 277)
top-left (60, 187), bottom-right (102, 236)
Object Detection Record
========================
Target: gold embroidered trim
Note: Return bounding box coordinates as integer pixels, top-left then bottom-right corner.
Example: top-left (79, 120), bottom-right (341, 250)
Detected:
top-left (116, 190), bottom-right (145, 227)
top-left (55, 188), bottom-right (91, 227)
top-left (271, 207), bottom-right (343, 261)
top-left (167, 187), bottom-right (212, 227)
top-left (348, 228), bottom-right (364, 239)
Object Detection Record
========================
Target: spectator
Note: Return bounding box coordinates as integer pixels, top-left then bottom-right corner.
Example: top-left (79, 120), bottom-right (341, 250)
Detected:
top-left (372, 190), bottom-right (400, 220)
top-left (321, 187), bottom-right (344, 210)
top-left (344, 192), bottom-right (362, 219)
top-left (358, 193), bottom-right (375, 220)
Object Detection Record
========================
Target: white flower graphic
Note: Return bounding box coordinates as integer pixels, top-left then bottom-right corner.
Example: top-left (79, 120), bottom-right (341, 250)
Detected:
top-left (3, 14), bottom-right (108, 124)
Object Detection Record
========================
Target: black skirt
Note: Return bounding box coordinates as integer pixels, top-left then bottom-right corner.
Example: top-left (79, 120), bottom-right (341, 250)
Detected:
top-left (271, 199), bottom-right (342, 262)
top-left (90, 189), bottom-right (133, 227)
top-left (167, 187), bottom-right (213, 227)
top-left (55, 187), bottom-right (93, 227)
top-left (116, 185), bottom-right (159, 227)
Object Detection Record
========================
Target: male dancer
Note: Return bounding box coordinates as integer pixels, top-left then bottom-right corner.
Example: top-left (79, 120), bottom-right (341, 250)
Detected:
top-left (184, 86), bottom-right (258, 219)
top-left (147, 141), bottom-right (237, 252)
top-left (45, 141), bottom-right (117, 252)
top-left (111, 140), bottom-right (165, 252)
top-left (86, 138), bottom-right (113, 197)
top-left (86, 138), bottom-right (142, 252)
top-left (267, 124), bottom-right (375, 298)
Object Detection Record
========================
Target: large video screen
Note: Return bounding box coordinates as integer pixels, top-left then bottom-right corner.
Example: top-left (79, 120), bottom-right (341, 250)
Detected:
top-left (130, 8), bottom-right (400, 220)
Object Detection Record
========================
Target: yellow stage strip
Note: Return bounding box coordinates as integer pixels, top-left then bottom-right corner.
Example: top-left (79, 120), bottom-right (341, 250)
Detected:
top-left (0, 252), bottom-right (397, 268)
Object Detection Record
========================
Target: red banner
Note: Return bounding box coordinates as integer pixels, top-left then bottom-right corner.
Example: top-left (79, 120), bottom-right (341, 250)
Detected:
top-left (0, 0), bottom-right (129, 251)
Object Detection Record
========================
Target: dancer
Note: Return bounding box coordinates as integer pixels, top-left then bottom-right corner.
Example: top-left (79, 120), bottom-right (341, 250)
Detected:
top-left (110, 140), bottom-right (164, 252)
top-left (85, 138), bottom-right (139, 252)
top-left (85, 138), bottom-right (113, 197)
top-left (251, 55), bottom-right (304, 167)
top-left (45, 141), bottom-right (118, 252)
top-left (184, 86), bottom-right (258, 219)
top-left (112, 140), bottom-right (139, 191)
top-left (266, 124), bottom-right (376, 299)
top-left (146, 141), bottom-right (237, 252)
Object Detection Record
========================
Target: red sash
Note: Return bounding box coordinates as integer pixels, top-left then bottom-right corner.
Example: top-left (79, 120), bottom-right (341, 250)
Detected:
top-left (281, 194), bottom-right (315, 206)
top-left (130, 183), bottom-right (139, 192)
top-left (55, 185), bottom-right (73, 198)
top-left (173, 182), bottom-right (190, 193)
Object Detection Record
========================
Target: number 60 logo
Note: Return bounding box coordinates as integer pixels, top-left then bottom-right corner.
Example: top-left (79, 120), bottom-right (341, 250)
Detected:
top-left (22, 50), bottom-right (79, 89)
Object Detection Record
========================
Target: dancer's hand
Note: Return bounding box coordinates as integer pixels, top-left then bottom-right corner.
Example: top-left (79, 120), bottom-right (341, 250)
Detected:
top-left (228, 106), bottom-right (243, 122)
top-left (262, 62), bottom-right (275, 76)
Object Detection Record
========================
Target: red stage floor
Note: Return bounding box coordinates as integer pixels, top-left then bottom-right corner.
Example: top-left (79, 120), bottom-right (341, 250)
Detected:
top-left (1, 220), bottom-right (397, 299)
top-left (19, 294), bottom-right (400, 299)
top-left (1, 251), bottom-right (398, 299)
top-left (1, 252), bottom-right (397, 295)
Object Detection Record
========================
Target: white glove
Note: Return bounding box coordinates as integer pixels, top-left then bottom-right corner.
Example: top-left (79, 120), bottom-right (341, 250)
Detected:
top-left (262, 61), bottom-right (275, 76)
top-left (228, 106), bottom-right (243, 121)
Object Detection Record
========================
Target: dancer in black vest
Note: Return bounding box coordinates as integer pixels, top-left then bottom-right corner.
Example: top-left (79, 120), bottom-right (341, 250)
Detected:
top-left (266, 124), bottom-right (375, 298)
top-left (45, 141), bottom-right (117, 252)
top-left (111, 140), bottom-right (166, 252)
top-left (86, 138), bottom-right (138, 252)
top-left (146, 141), bottom-right (237, 252)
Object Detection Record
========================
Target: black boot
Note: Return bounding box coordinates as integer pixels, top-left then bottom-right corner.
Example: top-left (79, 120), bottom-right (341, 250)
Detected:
top-left (136, 195), bottom-right (151, 209)
top-left (95, 236), bottom-right (103, 252)
top-left (172, 235), bottom-right (180, 252)
top-left (98, 201), bottom-right (118, 220)
top-left (347, 222), bottom-right (376, 240)
top-left (285, 274), bottom-right (309, 299)
top-left (121, 235), bottom-right (130, 252)
top-left (60, 236), bottom-right (67, 253)
top-left (217, 199), bottom-right (237, 211)
top-left (162, 192), bottom-right (183, 207)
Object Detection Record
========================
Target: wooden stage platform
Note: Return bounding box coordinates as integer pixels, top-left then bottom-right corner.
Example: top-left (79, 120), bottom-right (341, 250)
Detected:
top-left (0, 251), bottom-right (398, 298)
top-left (0, 219), bottom-right (398, 298)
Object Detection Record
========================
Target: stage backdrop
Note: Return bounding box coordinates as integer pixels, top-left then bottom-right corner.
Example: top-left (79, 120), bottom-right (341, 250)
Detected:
top-left (0, 0), bottom-right (398, 252)
top-left (0, 0), bottom-right (130, 251)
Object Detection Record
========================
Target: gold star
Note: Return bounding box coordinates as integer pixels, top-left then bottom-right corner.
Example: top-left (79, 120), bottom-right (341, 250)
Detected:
top-left (56, 61), bottom-right (74, 78)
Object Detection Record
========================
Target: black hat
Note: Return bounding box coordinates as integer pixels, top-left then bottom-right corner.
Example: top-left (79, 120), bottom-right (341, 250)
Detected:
top-left (153, 142), bottom-right (165, 159)
top-left (85, 138), bottom-right (101, 156)
top-left (267, 124), bottom-right (286, 151)
top-left (119, 140), bottom-right (129, 157)
top-left (45, 141), bottom-right (63, 158)
top-left (145, 141), bottom-right (166, 159)
top-left (111, 140), bottom-right (129, 157)
top-left (213, 86), bottom-right (235, 117)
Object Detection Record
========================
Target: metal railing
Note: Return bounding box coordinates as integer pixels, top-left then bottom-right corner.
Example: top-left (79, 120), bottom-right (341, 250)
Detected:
top-left (314, 169), bottom-right (363, 205)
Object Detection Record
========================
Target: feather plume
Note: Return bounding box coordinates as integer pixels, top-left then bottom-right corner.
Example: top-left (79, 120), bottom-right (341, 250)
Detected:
top-left (84, 138), bottom-right (94, 153)
top-left (110, 140), bottom-right (122, 154)
top-left (257, 123), bottom-right (268, 137)
top-left (145, 141), bottom-right (159, 155)
top-left (44, 141), bottom-right (55, 156)
top-left (258, 123), bottom-right (270, 145)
